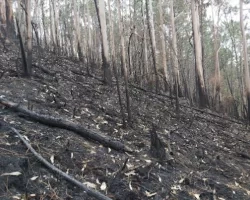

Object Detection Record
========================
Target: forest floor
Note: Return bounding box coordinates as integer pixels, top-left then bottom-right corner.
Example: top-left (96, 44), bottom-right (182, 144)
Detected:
top-left (0, 42), bottom-right (250, 200)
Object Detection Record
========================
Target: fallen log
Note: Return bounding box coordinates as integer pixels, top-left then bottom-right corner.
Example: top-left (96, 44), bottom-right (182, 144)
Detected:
top-left (8, 125), bottom-right (112, 200)
top-left (0, 97), bottom-right (131, 153)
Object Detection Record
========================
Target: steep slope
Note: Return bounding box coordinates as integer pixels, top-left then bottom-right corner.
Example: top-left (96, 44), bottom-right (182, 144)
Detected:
top-left (0, 43), bottom-right (250, 200)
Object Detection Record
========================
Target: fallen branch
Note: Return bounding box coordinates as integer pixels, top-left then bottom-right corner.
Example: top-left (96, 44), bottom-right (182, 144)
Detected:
top-left (9, 126), bottom-right (112, 200)
top-left (71, 69), bottom-right (104, 83)
top-left (129, 83), bottom-right (174, 100)
top-left (32, 64), bottom-right (56, 76)
top-left (0, 97), bottom-right (131, 153)
top-left (235, 151), bottom-right (250, 160)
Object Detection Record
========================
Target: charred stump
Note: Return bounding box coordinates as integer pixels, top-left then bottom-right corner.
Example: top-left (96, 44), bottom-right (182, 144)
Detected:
top-left (150, 126), bottom-right (166, 162)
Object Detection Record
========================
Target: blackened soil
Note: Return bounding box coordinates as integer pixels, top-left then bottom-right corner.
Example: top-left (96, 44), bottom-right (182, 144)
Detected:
top-left (0, 43), bottom-right (250, 200)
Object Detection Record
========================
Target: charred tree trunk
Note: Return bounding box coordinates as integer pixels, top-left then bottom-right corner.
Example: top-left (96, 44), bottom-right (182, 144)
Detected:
top-left (5, 0), bottom-right (15, 39)
top-left (146, 0), bottom-right (159, 93)
top-left (118, 0), bottom-right (132, 126)
top-left (25, 0), bottom-right (32, 77)
top-left (240, 0), bottom-right (250, 123)
top-left (94, 0), bottom-right (112, 85)
top-left (191, 0), bottom-right (208, 108)
top-left (0, 0), bottom-right (6, 39)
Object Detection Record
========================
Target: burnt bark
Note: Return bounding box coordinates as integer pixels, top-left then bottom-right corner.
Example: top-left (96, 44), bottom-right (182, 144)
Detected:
top-left (150, 125), bottom-right (166, 162)
top-left (5, 0), bottom-right (15, 39)
top-left (0, 97), bottom-right (131, 153)
top-left (16, 19), bottom-right (28, 77)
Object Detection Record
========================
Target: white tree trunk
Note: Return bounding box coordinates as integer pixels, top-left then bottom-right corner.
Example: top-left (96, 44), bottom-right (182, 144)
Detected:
top-left (118, 0), bottom-right (132, 125)
top-left (25, 0), bottom-right (32, 77)
top-left (107, 0), bottom-right (115, 66)
top-left (146, 0), bottom-right (159, 92)
top-left (191, 0), bottom-right (208, 107)
top-left (95, 0), bottom-right (112, 84)
top-left (86, 0), bottom-right (92, 72)
top-left (142, 0), bottom-right (148, 80)
top-left (73, 0), bottom-right (83, 60)
top-left (170, 0), bottom-right (180, 111)
top-left (158, 0), bottom-right (169, 88)
top-left (240, 0), bottom-right (250, 121)
top-left (52, 0), bottom-right (60, 53)
top-left (49, 0), bottom-right (55, 50)
top-left (0, 0), bottom-right (6, 38)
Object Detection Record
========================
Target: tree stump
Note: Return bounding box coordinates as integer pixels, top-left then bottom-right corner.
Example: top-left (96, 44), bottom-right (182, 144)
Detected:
top-left (150, 126), bottom-right (166, 162)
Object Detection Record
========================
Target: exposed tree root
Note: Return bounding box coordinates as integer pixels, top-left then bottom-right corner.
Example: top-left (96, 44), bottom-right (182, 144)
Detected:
top-left (0, 97), bottom-right (131, 153)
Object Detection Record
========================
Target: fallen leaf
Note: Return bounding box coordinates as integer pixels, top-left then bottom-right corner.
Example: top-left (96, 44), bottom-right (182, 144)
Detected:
top-left (90, 150), bottom-right (96, 154)
top-left (179, 178), bottom-right (185, 183)
top-left (126, 163), bottom-right (134, 169)
top-left (12, 196), bottom-right (20, 199)
top-left (63, 109), bottom-right (69, 113)
top-left (129, 181), bottom-right (133, 190)
top-left (30, 176), bottom-right (39, 181)
top-left (117, 123), bottom-right (123, 127)
top-left (1, 172), bottom-right (22, 176)
top-left (145, 191), bottom-right (157, 197)
top-left (84, 182), bottom-right (97, 189)
top-left (102, 120), bottom-right (108, 124)
top-left (125, 170), bottom-right (136, 176)
top-left (50, 155), bottom-right (54, 164)
top-left (100, 182), bottom-right (107, 190)
top-left (23, 135), bottom-right (30, 141)
top-left (171, 185), bottom-right (181, 191)
top-left (194, 194), bottom-right (200, 200)
top-left (81, 163), bottom-right (87, 172)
